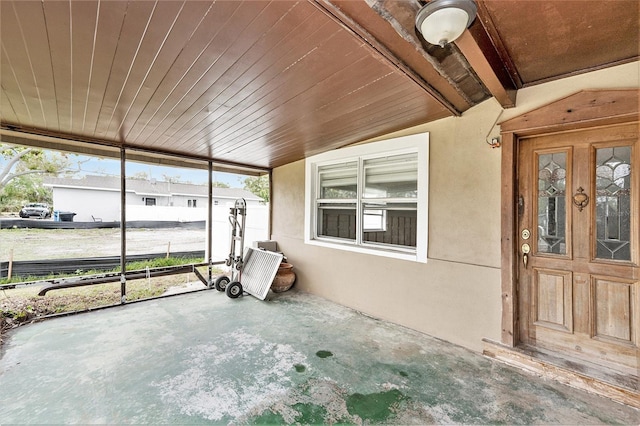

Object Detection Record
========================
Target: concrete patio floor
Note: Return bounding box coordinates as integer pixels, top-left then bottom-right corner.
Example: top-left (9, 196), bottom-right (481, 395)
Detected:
top-left (1, 290), bottom-right (638, 424)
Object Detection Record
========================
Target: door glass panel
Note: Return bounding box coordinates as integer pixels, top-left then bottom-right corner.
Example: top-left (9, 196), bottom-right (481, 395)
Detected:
top-left (537, 152), bottom-right (567, 254)
top-left (595, 146), bottom-right (631, 260)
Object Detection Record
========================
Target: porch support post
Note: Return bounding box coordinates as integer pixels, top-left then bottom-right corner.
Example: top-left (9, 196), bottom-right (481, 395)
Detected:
top-left (120, 147), bottom-right (127, 303)
top-left (500, 132), bottom-right (517, 346)
top-left (207, 161), bottom-right (213, 288)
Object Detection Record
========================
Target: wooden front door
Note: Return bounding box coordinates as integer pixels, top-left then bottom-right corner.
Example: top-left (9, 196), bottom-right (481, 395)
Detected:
top-left (517, 123), bottom-right (639, 374)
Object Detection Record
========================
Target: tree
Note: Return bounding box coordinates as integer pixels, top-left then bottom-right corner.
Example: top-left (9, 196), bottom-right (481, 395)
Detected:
top-left (212, 181), bottom-right (230, 188)
top-left (131, 171), bottom-right (150, 180)
top-left (161, 173), bottom-right (182, 183)
top-left (0, 145), bottom-right (71, 192)
top-left (0, 175), bottom-right (53, 212)
top-left (0, 144), bottom-right (74, 211)
top-left (243, 175), bottom-right (269, 202)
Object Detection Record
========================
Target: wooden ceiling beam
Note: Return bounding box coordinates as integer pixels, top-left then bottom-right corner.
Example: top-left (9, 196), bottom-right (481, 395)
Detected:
top-left (454, 1), bottom-right (519, 108)
top-left (0, 126), bottom-right (269, 175)
top-left (455, 30), bottom-right (517, 108)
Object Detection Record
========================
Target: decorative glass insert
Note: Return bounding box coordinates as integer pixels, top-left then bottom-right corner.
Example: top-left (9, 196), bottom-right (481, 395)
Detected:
top-left (537, 152), bottom-right (567, 254)
top-left (595, 146), bottom-right (631, 260)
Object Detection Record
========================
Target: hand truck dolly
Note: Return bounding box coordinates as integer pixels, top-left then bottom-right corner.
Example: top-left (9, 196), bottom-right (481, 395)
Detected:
top-left (213, 198), bottom-right (283, 300)
top-left (214, 198), bottom-right (246, 298)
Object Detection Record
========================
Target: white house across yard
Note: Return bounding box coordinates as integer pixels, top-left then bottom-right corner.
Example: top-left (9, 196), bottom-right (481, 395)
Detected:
top-left (44, 175), bottom-right (263, 222)
top-left (43, 176), bottom-right (269, 260)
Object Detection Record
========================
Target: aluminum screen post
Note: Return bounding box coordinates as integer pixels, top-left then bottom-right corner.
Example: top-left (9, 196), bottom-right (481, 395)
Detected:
top-left (120, 147), bottom-right (127, 303)
top-left (207, 161), bottom-right (213, 288)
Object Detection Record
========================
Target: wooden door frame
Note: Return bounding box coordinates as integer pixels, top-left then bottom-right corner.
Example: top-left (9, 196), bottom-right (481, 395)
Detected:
top-left (498, 88), bottom-right (639, 347)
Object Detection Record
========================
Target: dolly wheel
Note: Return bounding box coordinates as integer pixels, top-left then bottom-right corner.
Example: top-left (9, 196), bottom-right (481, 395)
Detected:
top-left (226, 281), bottom-right (243, 299)
top-left (214, 276), bottom-right (230, 292)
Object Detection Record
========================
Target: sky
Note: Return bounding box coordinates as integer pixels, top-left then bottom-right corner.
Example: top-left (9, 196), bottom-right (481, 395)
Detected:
top-left (1, 146), bottom-right (250, 188)
top-left (77, 155), bottom-right (247, 187)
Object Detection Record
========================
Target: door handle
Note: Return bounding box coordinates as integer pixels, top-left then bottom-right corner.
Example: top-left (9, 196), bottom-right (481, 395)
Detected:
top-left (521, 243), bottom-right (531, 269)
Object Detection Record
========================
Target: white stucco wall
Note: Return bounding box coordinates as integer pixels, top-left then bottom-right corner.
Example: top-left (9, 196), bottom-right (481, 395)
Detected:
top-left (127, 192), bottom-right (170, 207)
top-left (125, 202), bottom-right (269, 262)
top-left (270, 61), bottom-right (639, 353)
top-left (52, 187), bottom-right (120, 222)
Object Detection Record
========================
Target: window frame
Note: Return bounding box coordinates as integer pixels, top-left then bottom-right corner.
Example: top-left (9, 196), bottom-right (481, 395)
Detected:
top-left (305, 132), bottom-right (428, 263)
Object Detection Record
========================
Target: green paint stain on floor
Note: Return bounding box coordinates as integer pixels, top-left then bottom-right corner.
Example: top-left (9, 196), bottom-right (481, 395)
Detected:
top-left (292, 403), bottom-right (328, 424)
top-left (294, 363), bottom-right (306, 373)
top-left (251, 403), bottom-right (331, 425)
top-left (346, 389), bottom-right (406, 422)
top-left (316, 350), bottom-right (333, 358)
top-left (251, 410), bottom-right (285, 424)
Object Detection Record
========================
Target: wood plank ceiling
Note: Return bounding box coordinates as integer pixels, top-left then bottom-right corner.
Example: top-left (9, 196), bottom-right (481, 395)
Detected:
top-left (1, 0), bottom-right (638, 171)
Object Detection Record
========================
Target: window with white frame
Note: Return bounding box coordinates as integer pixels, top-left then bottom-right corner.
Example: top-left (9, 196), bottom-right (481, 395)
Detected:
top-left (305, 132), bottom-right (428, 263)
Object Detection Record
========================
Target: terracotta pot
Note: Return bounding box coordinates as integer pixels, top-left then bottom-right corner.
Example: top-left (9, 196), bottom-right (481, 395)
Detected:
top-left (271, 262), bottom-right (296, 292)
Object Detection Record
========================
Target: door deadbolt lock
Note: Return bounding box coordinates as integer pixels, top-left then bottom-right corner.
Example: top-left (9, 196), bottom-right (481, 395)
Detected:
top-left (521, 229), bottom-right (530, 240)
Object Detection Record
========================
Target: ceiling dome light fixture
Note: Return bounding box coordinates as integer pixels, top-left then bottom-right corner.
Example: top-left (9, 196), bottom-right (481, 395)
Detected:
top-left (415, 0), bottom-right (477, 47)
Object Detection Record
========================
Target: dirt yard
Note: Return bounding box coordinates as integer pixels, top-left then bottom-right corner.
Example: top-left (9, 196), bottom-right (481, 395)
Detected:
top-left (1, 227), bottom-right (207, 261)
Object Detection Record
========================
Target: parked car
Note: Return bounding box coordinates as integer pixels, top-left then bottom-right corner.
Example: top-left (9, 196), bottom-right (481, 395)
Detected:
top-left (19, 203), bottom-right (51, 218)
